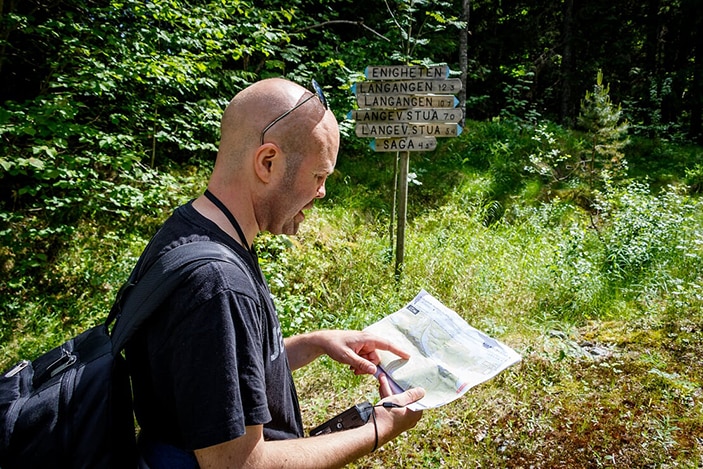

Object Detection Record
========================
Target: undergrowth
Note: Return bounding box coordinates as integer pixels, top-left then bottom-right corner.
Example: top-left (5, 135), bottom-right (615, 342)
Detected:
top-left (288, 178), bottom-right (703, 468)
top-left (1, 119), bottom-right (702, 467)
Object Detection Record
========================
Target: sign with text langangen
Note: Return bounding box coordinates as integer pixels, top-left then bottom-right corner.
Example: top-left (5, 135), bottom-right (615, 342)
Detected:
top-left (354, 78), bottom-right (463, 95)
top-left (351, 65), bottom-right (463, 152)
top-left (356, 94), bottom-right (459, 109)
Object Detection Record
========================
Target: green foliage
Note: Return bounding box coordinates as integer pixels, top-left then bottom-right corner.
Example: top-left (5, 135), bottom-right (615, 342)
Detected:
top-left (524, 122), bottom-right (576, 183)
top-left (623, 74), bottom-right (688, 140)
top-left (257, 233), bottom-right (320, 336)
top-left (525, 181), bottom-right (701, 323)
top-left (0, 0), bottom-right (321, 312)
top-left (595, 182), bottom-right (697, 279)
top-left (540, 212), bottom-right (609, 319)
top-left (0, 159), bottom-right (209, 364)
top-left (499, 68), bottom-right (540, 123)
top-left (686, 163), bottom-right (703, 194)
top-left (577, 70), bottom-right (630, 187)
top-left (524, 71), bottom-right (630, 198)
top-left (381, 0), bottom-right (465, 64)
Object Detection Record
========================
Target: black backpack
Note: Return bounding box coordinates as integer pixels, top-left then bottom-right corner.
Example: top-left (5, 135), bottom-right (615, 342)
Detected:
top-left (0, 241), bottom-right (241, 468)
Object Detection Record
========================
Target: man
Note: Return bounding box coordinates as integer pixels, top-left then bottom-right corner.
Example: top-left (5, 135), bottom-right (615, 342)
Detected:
top-left (126, 78), bottom-right (425, 468)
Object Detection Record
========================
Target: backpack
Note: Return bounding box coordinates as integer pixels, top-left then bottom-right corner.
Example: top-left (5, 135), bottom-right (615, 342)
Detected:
top-left (0, 241), bottom-right (242, 469)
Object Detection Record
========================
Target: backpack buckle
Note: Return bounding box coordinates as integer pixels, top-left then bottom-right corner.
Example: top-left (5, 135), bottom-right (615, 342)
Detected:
top-left (49, 349), bottom-right (77, 378)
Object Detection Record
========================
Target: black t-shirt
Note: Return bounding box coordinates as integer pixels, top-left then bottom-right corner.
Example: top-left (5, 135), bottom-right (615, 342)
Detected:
top-left (125, 202), bottom-right (303, 452)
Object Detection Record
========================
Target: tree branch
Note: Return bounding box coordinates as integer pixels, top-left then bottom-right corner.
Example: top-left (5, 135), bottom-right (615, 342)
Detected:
top-left (294, 20), bottom-right (390, 42)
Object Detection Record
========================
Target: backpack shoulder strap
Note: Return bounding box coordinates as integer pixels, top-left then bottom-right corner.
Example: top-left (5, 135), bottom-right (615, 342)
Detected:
top-left (110, 240), bottom-right (250, 353)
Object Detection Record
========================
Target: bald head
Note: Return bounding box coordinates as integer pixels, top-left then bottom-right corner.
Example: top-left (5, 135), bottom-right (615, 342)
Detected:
top-left (199, 78), bottom-right (339, 241)
top-left (214, 78), bottom-right (336, 176)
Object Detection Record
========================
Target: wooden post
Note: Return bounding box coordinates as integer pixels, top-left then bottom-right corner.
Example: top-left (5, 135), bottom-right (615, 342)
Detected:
top-left (395, 151), bottom-right (410, 278)
top-left (389, 151), bottom-right (399, 258)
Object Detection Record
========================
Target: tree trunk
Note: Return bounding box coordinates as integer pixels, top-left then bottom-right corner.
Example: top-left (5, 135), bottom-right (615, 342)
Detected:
top-left (458, 0), bottom-right (470, 125)
top-left (690, 0), bottom-right (703, 142)
top-left (560, 0), bottom-right (575, 126)
top-left (642, 0), bottom-right (661, 135)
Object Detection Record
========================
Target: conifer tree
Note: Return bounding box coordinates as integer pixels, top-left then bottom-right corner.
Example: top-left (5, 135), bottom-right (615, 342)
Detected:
top-left (577, 70), bottom-right (630, 190)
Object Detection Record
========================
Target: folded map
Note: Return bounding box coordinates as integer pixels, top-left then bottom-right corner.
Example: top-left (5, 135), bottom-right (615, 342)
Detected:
top-left (365, 290), bottom-right (522, 410)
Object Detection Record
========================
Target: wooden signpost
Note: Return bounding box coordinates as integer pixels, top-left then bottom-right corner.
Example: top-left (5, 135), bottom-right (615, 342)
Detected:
top-left (349, 65), bottom-right (463, 277)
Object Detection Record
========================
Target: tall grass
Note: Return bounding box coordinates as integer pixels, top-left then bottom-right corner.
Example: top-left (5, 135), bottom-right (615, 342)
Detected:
top-left (269, 170), bottom-right (703, 334)
top-left (264, 127), bottom-right (703, 467)
top-left (0, 161), bottom-right (208, 365)
top-left (1, 119), bottom-right (702, 467)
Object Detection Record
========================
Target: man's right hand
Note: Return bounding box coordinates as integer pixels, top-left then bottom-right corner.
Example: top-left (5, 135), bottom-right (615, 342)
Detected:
top-left (373, 385), bottom-right (425, 449)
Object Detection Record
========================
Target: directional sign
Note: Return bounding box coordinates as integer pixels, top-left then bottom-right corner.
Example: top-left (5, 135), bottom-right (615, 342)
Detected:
top-left (370, 137), bottom-right (437, 152)
top-left (365, 65), bottom-right (450, 80)
top-left (349, 108), bottom-right (463, 124)
top-left (356, 123), bottom-right (462, 138)
top-left (353, 64), bottom-right (462, 277)
top-left (356, 94), bottom-right (459, 109)
top-left (354, 79), bottom-right (462, 95)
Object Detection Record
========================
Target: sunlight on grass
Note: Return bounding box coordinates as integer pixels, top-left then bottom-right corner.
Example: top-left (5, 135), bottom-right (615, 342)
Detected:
top-left (2, 121), bottom-right (703, 467)
top-left (275, 174), bottom-right (703, 468)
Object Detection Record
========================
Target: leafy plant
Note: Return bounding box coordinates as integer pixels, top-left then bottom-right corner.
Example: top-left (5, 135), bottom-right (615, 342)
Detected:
top-left (523, 71), bottom-right (629, 201)
top-left (524, 123), bottom-right (575, 183)
top-left (685, 163), bottom-right (703, 194)
top-left (577, 70), bottom-right (630, 189)
top-left (595, 182), bottom-right (697, 279)
top-left (0, 0), bottom-right (326, 310)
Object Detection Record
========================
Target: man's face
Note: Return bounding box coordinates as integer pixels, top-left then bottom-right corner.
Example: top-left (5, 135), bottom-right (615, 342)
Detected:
top-left (265, 144), bottom-right (337, 235)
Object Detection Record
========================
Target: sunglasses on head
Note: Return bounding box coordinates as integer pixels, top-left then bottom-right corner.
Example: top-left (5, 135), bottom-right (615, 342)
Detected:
top-left (260, 79), bottom-right (329, 145)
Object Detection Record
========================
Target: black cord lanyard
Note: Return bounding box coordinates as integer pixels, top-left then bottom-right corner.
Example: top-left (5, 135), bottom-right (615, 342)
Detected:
top-left (203, 189), bottom-right (263, 281)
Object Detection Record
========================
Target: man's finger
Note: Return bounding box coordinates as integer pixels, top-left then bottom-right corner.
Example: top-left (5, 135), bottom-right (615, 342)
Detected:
top-left (366, 334), bottom-right (411, 360)
top-left (377, 373), bottom-right (393, 398)
top-left (350, 357), bottom-right (376, 375)
top-left (403, 386), bottom-right (426, 404)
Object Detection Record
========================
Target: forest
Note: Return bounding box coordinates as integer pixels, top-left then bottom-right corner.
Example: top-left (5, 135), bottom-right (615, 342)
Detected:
top-left (1, 0), bottom-right (703, 467)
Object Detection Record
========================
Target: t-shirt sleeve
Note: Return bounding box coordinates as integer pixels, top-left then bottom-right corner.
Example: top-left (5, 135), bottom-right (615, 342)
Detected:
top-left (148, 261), bottom-right (271, 450)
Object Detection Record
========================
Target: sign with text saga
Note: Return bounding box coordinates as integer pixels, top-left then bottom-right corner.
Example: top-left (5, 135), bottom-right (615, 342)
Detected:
top-left (371, 137), bottom-right (437, 152)
top-left (352, 65), bottom-right (463, 152)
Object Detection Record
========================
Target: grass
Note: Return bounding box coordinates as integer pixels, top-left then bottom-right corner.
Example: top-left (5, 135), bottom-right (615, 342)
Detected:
top-left (271, 130), bottom-right (703, 467)
top-left (2, 120), bottom-right (703, 467)
top-left (287, 194), bottom-right (703, 467)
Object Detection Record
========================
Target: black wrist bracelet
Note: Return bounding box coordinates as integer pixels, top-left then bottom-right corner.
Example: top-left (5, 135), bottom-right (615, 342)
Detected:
top-left (370, 407), bottom-right (379, 452)
top-left (370, 402), bottom-right (405, 453)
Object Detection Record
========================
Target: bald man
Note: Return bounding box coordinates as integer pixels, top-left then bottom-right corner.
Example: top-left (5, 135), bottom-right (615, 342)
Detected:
top-left (125, 78), bottom-right (424, 469)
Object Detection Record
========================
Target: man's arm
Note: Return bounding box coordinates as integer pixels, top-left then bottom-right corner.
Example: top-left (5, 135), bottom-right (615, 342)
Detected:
top-left (284, 330), bottom-right (410, 373)
top-left (194, 387), bottom-right (425, 469)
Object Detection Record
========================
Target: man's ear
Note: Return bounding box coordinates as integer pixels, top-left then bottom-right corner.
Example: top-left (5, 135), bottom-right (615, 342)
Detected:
top-left (253, 143), bottom-right (282, 183)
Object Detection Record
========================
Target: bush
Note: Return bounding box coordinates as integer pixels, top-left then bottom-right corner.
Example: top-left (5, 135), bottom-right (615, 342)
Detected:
top-left (595, 182), bottom-right (697, 279)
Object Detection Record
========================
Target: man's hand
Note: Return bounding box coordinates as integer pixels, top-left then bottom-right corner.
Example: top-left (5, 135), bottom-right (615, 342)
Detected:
top-left (373, 386), bottom-right (426, 448)
top-left (195, 386), bottom-right (426, 469)
top-left (284, 330), bottom-right (409, 373)
top-left (320, 330), bottom-right (410, 375)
